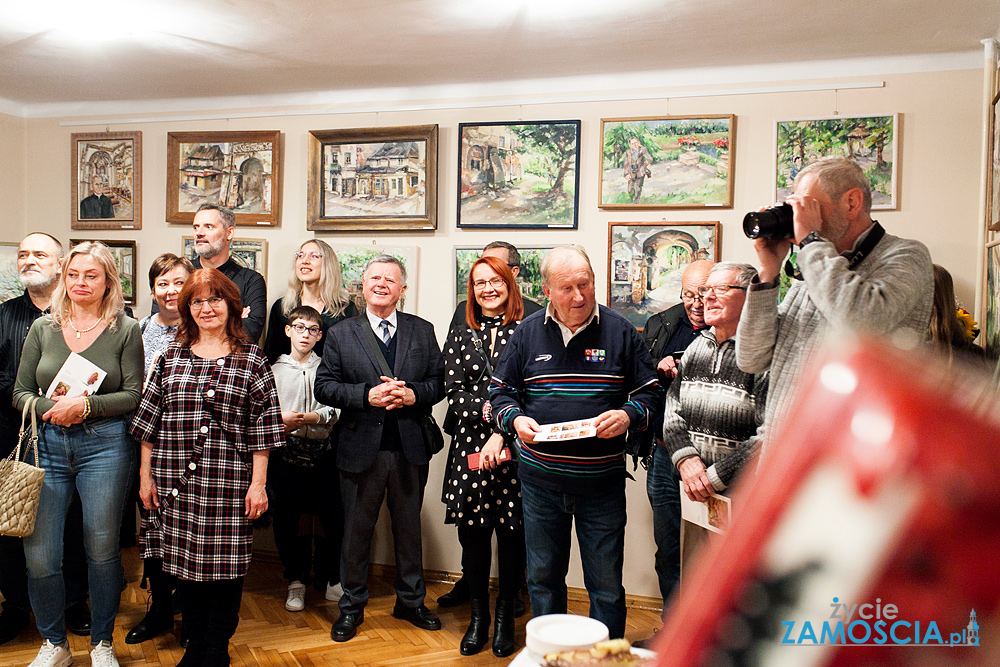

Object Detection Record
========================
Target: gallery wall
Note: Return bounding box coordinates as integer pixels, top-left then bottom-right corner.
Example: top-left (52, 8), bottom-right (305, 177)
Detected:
top-left (0, 65), bottom-right (986, 600)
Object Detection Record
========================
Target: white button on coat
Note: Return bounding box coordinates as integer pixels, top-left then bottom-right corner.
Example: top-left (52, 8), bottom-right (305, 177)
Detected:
top-left (188, 462), bottom-right (197, 470)
top-left (216, 359), bottom-right (225, 366)
top-left (206, 389), bottom-right (215, 397)
top-left (200, 426), bottom-right (209, 434)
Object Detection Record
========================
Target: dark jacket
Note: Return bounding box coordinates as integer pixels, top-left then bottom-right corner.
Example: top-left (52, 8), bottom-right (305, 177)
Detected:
top-left (641, 302), bottom-right (687, 362)
top-left (315, 312), bottom-right (445, 474)
top-left (0, 292), bottom-right (44, 456)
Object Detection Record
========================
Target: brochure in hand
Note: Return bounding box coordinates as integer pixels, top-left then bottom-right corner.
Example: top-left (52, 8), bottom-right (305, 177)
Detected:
top-left (45, 352), bottom-right (107, 400)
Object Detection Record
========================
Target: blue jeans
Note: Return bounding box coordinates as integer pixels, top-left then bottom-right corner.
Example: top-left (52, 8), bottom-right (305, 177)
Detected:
top-left (23, 419), bottom-right (135, 645)
top-left (521, 479), bottom-right (627, 638)
top-left (646, 445), bottom-right (681, 612)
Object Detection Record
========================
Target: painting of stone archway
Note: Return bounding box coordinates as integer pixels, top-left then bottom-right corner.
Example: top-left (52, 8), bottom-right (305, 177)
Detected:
top-left (167, 130), bottom-right (282, 226)
top-left (71, 131), bottom-right (142, 230)
top-left (607, 221), bottom-right (721, 330)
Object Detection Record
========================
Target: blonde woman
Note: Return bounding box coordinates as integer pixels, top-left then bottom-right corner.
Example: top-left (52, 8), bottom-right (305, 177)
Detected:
top-left (263, 239), bottom-right (357, 364)
top-left (13, 241), bottom-right (143, 667)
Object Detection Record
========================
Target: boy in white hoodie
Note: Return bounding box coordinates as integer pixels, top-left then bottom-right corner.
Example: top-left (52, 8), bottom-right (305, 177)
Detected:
top-left (270, 306), bottom-right (343, 612)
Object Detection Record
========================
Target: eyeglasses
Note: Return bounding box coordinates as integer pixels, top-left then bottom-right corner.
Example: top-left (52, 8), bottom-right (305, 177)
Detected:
top-left (189, 296), bottom-right (224, 309)
top-left (473, 277), bottom-right (505, 291)
top-left (295, 251), bottom-right (323, 261)
top-left (697, 284), bottom-right (747, 298)
top-left (290, 323), bottom-right (322, 336)
top-left (680, 290), bottom-right (701, 303)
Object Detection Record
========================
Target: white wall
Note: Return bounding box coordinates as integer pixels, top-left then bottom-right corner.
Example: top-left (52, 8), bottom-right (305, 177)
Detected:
top-left (1, 66), bottom-right (986, 599)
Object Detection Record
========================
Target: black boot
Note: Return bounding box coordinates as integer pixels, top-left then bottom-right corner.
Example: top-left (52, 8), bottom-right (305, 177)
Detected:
top-left (437, 577), bottom-right (470, 607)
top-left (126, 563), bottom-right (174, 644)
top-left (459, 599), bottom-right (491, 656)
top-left (492, 598), bottom-right (516, 657)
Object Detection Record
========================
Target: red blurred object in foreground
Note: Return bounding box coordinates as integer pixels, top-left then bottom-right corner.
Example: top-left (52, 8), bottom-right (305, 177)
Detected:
top-left (655, 337), bottom-right (1000, 666)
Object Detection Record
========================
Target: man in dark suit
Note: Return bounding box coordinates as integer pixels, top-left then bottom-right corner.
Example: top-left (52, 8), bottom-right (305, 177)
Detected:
top-left (315, 254), bottom-right (445, 643)
top-left (79, 176), bottom-right (114, 219)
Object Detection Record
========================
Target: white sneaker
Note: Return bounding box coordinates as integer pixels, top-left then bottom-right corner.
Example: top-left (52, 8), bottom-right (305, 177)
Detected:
top-left (285, 581), bottom-right (306, 612)
top-left (89, 641), bottom-right (118, 667)
top-left (325, 582), bottom-right (344, 602)
top-left (28, 640), bottom-right (72, 667)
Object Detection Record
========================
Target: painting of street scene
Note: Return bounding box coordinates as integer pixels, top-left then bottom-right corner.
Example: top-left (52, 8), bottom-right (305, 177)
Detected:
top-left (333, 245), bottom-right (418, 312)
top-left (608, 222), bottom-right (720, 329)
top-left (321, 142), bottom-right (428, 218)
top-left (457, 121), bottom-right (580, 228)
top-left (599, 116), bottom-right (735, 209)
top-left (775, 114), bottom-right (898, 209)
top-left (177, 140), bottom-right (275, 215)
top-left (455, 247), bottom-right (552, 308)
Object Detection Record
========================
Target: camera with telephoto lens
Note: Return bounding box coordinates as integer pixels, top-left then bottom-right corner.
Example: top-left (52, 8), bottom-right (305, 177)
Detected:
top-left (743, 203), bottom-right (794, 240)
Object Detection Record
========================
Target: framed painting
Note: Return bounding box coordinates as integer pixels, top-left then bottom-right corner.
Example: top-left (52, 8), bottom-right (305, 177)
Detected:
top-left (330, 245), bottom-right (418, 312)
top-left (988, 93), bottom-right (1000, 232)
top-left (775, 114), bottom-right (899, 210)
top-left (986, 240), bottom-right (1000, 360)
top-left (167, 131), bottom-right (281, 226)
top-left (70, 239), bottom-right (137, 306)
top-left (71, 131), bottom-right (142, 230)
top-left (457, 120), bottom-right (581, 229)
top-left (455, 246), bottom-right (554, 308)
top-left (0, 242), bottom-right (20, 303)
top-left (598, 116), bottom-right (735, 209)
top-left (181, 236), bottom-right (267, 276)
top-left (607, 221), bottom-right (721, 330)
top-left (307, 125), bottom-right (438, 231)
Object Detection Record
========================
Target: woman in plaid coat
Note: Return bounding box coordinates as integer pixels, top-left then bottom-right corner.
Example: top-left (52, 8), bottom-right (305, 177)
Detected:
top-left (131, 269), bottom-right (284, 667)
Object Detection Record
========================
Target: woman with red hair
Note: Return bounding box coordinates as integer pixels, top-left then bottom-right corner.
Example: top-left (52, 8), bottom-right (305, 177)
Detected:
top-left (130, 268), bottom-right (283, 667)
top-left (441, 255), bottom-right (525, 657)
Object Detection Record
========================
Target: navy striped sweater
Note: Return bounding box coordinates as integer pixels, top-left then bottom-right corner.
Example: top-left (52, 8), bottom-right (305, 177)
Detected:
top-left (490, 306), bottom-right (662, 495)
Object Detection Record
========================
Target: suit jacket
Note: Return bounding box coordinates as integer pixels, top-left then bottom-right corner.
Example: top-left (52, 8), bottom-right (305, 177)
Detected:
top-left (315, 311), bottom-right (445, 474)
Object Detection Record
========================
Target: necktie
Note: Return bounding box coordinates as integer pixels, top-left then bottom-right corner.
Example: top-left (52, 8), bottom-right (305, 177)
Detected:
top-left (380, 319), bottom-right (391, 345)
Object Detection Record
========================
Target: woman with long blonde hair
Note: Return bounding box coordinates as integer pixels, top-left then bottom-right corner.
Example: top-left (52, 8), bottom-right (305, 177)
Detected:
top-left (14, 241), bottom-right (143, 667)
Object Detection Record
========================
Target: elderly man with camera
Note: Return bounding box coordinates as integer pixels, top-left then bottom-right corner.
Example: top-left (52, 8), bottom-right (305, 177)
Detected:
top-left (736, 156), bottom-right (932, 461)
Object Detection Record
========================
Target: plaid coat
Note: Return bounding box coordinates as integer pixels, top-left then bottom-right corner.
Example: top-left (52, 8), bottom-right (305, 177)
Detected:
top-left (130, 343), bottom-right (283, 581)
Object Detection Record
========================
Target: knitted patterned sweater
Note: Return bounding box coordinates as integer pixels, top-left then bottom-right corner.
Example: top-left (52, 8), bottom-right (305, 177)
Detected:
top-left (735, 225), bottom-right (932, 462)
top-left (662, 330), bottom-right (766, 492)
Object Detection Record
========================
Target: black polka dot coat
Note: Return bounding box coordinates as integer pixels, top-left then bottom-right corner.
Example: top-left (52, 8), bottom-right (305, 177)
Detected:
top-left (441, 315), bottom-right (522, 530)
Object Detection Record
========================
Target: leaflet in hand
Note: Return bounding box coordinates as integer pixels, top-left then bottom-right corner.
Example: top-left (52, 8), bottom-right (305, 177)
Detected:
top-left (532, 418), bottom-right (597, 442)
top-left (679, 481), bottom-right (731, 534)
top-left (45, 352), bottom-right (107, 399)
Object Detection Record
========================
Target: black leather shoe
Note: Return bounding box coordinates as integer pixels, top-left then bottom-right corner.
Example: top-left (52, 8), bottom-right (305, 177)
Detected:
top-left (460, 599), bottom-right (490, 656)
top-left (331, 611), bottom-right (364, 642)
top-left (514, 595), bottom-right (526, 618)
top-left (437, 578), bottom-right (470, 607)
top-left (0, 606), bottom-right (30, 645)
top-left (65, 601), bottom-right (92, 636)
top-left (125, 603), bottom-right (174, 644)
top-left (392, 604), bottom-right (441, 631)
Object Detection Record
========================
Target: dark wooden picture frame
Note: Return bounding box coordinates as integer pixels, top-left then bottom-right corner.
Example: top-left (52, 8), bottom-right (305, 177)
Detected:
top-left (607, 221), bottom-right (721, 330)
top-left (988, 92), bottom-right (1000, 232)
top-left (166, 130), bottom-right (282, 226)
top-left (457, 120), bottom-right (581, 229)
top-left (70, 239), bottom-right (137, 306)
top-left (71, 131), bottom-right (142, 230)
top-left (307, 125), bottom-right (439, 231)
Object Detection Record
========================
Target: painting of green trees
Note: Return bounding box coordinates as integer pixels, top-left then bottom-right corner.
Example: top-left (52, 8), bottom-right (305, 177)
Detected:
top-left (775, 114), bottom-right (897, 209)
top-left (599, 115), bottom-right (735, 208)
top-left (457, 121), bottom-right (580, 228)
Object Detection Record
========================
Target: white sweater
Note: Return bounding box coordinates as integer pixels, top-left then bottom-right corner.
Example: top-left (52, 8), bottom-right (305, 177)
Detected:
top-left (272, 352), bottom-right (338, 440)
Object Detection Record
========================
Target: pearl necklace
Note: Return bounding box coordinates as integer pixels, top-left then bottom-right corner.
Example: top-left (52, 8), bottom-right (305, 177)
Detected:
top-left (68, 316), bottom-right (103, 339)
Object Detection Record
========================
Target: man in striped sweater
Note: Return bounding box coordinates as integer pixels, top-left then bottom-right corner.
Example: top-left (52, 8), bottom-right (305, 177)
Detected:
top-left (489, 246), bottom-right (662, 639)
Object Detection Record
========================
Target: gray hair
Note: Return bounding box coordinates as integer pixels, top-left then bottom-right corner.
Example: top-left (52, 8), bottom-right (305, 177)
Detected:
top-left (711, 261), bottom-right (757, 287)
top-left (484, 241), bottom-right (521, 268)
top-left (364, 253), bottom-right (407, 285)
top-left (196, 202), bottom-right (236, 228)
top-left (540, 245), bottom-right (593, 287)
top-left (793, 156), bottom-right (872, 213)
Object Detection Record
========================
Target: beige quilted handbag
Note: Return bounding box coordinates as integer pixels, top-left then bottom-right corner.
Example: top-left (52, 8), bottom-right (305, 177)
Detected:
top-left (0, 397), bottom-right (45, 537)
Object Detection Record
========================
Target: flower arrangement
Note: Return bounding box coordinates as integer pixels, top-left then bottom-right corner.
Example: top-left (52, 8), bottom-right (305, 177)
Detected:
top-left (713, 137), bottom-right (729, 151)
top-left (678, 136), bottom-right (701, 150)
top-left (957, 307), bottom-right (980, 340)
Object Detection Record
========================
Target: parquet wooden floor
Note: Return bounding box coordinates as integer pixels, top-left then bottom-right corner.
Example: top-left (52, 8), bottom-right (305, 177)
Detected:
top-left (0, 547), bottom-right (662, 667)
